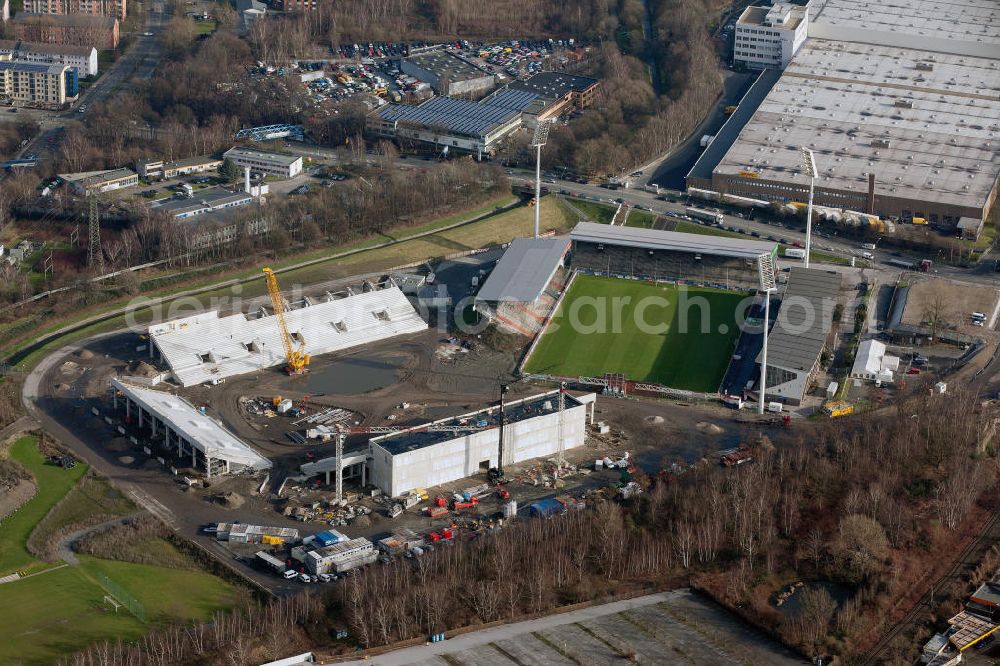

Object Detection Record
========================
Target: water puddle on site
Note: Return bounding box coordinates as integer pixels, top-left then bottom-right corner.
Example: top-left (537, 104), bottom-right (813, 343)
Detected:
top-left (305, 355), bottom-right (404, 395)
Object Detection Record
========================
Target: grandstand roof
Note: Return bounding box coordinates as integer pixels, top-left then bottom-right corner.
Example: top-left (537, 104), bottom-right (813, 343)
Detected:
top-left (149, 285), bottom-right (427, 386)
top-left (476, 237), bottom-right (569, 303)
top-left (375, 96), bottom-right (520, 139)
top-left (763, 267), bottom-right (842, 371)
top-left (569, 221), bottom-right (777, 260)
top-left (111, 379), bottom-right (271, 470)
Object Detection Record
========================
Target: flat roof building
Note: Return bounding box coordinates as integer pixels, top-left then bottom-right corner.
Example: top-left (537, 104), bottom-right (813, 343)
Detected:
top-left (148, 283), bottom-right (427, 386)
top-left (808, 0), bottom-right (1000, 59)
top-left (137, 155), bottom-right (222, 180)
top-left (758, 267), bottom-right (841, 404)
top-left (151, 187), bottom-right (252, 221)
top-left (223, 146), bottom-right (302, 178)
top-left (367, 95), bottom-right (523, 158)
top-left (23, 0), bottom-right (126, 22)
top-left (401, 49), bottom-right (495, 97)
top-left (369, 390), bottom-right (596, 497)
top-left (507, 72), bottom-right (600, 107)
top-left (707, 40), bottom-right (1000, 225)
top-left (61, 167), bottom-right (137, 193)
top-left (734, 2), bottom-right (809, 70)
top-left (111, 379), bottom-right (271, 477)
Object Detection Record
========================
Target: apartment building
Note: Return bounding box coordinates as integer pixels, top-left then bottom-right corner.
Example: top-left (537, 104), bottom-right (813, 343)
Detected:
top-left (0, 58), bottom-right (71, 107)
top-left (22, 0), bottom-right (126, 22)
top-left (0, 40), bottom-right (98, 77)
top-left (733, 2), bottom-right (809, 70)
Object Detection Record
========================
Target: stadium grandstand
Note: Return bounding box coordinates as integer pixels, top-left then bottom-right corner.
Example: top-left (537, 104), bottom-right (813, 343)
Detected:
top-left (757, 267), bottom-right (842, 405)
top-left (475, 237), bottom-right (570, 337)
top-left (569, 222), bottom-right (777, 290)
top-left (148, 282), bottom-right (427, 387)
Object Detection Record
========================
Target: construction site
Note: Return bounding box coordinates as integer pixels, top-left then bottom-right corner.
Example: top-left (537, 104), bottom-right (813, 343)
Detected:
top-left (32, 248), bottom-right (794, 592)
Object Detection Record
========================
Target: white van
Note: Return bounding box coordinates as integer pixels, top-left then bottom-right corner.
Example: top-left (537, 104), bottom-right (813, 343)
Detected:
top-left (283, 570), bottom-right (297, 579)
top-left (861, 251), bottom-right (874, 260)
top-left (861, 243), bottom-right (877, 250)
top-left (972, 312), bottom-right (987, 320)
top-left (767, 402), bottom-right (783, 413)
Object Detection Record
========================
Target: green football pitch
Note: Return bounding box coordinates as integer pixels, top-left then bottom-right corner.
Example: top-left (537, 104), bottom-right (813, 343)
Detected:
top-left (524, 275), bottom-right (749, 392)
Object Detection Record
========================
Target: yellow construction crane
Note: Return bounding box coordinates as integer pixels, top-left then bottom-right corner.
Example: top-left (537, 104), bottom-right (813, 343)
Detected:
top-left (263, 267), bottom-right (310, 375)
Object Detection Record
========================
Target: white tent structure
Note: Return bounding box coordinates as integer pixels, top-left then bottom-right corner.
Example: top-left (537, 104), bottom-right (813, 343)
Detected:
top-left (149, 285), bottom-right (427, 386)
top-left (112, 379), bottom-right (271, 477)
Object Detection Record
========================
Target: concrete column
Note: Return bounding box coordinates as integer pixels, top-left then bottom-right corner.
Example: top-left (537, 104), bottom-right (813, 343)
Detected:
top-left (192, 442), bottom-right (197, 468)
top-left (137, 406), bottom-right (142, 427)
top-left (205, 455), bottom-right (211, 479)
top-left (125, 397), bottom-right (129, 419)
top-left (362, 463), bottom-right (366, 488)
top-left (113, 390), bottom-right (118, 410)
top-left (325, 470), bottom-right (331, 485)
top-left (150, 416), bottom-right (157, 437)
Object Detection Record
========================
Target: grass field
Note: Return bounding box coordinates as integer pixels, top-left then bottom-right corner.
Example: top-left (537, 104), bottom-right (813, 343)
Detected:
top-left (0, 436), bottom-right (87, 575)
top-left (568, 198), bottom-right (617, 224)
top-left (524, 275), bottom-right (747, 392)
top-left (28, 475), bottom-right (136, 559)
top-left (626, 210), bottom-right (658, 229)
top-left (1, 556), bottom-right (241, 665)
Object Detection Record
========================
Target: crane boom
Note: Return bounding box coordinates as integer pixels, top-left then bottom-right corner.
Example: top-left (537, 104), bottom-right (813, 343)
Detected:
top-left (263, 267), bottom-right (309, 374)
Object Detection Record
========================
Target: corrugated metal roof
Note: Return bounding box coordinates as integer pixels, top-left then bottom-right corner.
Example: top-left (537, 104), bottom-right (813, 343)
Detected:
top-left (482, 88), bottom-right (540, 112)
top-left (569, 221), bottom-right (777, 260)
top-left (377, 96), bottom-right (519, 138)
top-left (476, 237), bottom-right (569, 303)
top-left (763, 267), bottom-right (841, 371)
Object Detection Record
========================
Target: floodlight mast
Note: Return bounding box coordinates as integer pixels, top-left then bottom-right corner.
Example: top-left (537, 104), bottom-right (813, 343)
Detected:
top-left (802, 147), bottom-right (819, 269)
top-left (531, 121), bottom-right (553, 239)
top-left (757, 252), bottom-right (777, 415)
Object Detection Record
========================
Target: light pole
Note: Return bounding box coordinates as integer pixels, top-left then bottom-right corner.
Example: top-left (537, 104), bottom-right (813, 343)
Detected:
top-left (757, 252), bottom-right (777, 414)
top-left (801, 147), bottom-right (818, 269)
top-left (531, 120), bottom-right (553, 239)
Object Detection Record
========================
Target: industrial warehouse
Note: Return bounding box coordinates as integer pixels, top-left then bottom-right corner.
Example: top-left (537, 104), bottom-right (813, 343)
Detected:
top-left (148, 280), bottom-right (427, 386)
top-left (366, 71), bottom-right (600, 156)
top-left (689, 0), bottom-right (1000, 229)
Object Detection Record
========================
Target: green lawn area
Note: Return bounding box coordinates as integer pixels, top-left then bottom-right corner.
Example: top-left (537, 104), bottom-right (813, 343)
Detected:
top-left (195, 19), bottom-right (216, 35)
top-left (0, 556), bottom-right (240, 665)
top-left (0, 436), bottom-right (87, 575)
top-left (524, 275), bottom-right (747, 392)
top-left (568, 198), bottom-right (617, 224)
top-left (673, 220), bottom-right (743, 238)
top-left (625, 210), bottom-right (658, 229)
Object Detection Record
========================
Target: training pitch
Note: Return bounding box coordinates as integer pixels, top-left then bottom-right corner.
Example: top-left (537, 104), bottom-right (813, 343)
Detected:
top-left (524, 275), bottom-right (748, 392)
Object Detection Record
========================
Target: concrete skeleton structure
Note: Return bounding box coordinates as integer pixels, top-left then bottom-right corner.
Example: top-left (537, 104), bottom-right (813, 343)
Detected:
top-left (0, 39), bottom-right (97, 77)
top-left (148, 283), bottom-right (427, 387)
top-left (757, 267), bottom-right (841, 405)
top-left (223, 146), bottom-right (302, 178)
top-left (733, 2), bottom-right (809, 70)
top-left (367, 390), bottom-right (596, 497)
top-left (111, 379), bottom-right (272, 477)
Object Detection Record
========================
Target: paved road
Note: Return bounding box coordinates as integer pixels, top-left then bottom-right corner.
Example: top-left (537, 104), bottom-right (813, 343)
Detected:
top-left (56, 511), bottom-right (145, 565)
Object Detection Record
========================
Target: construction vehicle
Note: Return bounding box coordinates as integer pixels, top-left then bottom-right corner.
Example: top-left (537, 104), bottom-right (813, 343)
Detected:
top-left (263, 267), bottom-right (310, 375)
top-left (452, 496), bottom-right (479, 510)
top-left (823, 401), bottom-right (854, 418)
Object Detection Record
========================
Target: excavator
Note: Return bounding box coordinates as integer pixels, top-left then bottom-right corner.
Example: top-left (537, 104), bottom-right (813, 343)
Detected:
top-left (263, 267), bottom-right (310, 375)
